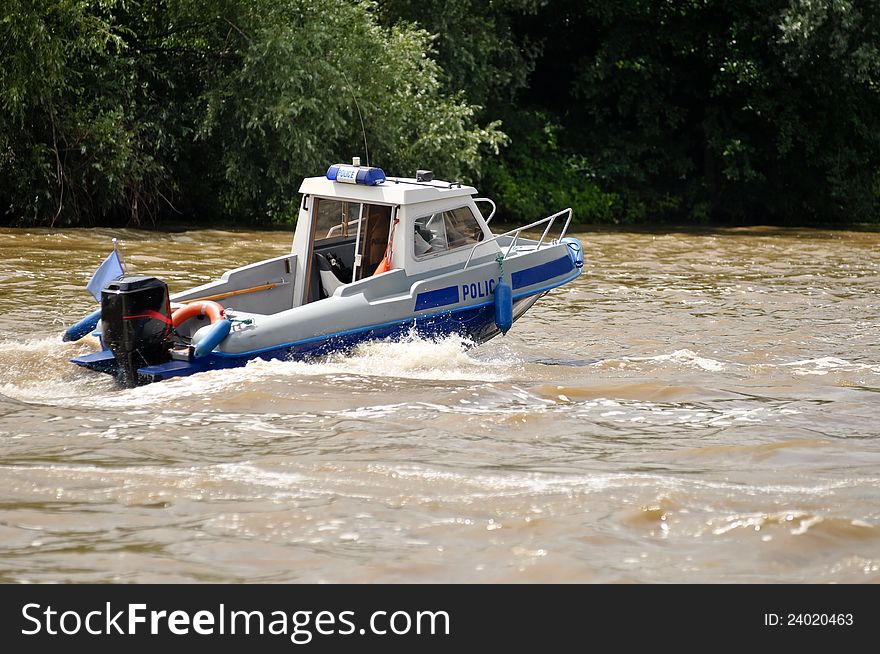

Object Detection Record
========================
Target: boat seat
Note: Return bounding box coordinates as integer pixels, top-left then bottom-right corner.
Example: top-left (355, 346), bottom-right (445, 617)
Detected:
top-left (414, 225), bottom-right (435, 256)
top-left (314, 252), bottom-right (346, 298)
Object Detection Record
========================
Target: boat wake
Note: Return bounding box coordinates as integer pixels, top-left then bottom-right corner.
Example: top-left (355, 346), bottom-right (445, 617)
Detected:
top-left (0, 332), bottom-right (516, 410)
top-left (0, 336), bottom-right (115, 404)
top-left (591, 348), bottom-right (727, 372)
top-left (779, 356), bottom-right (880, 376)
top-left (591, 349), bottom-right (880, 377)
top-left (323, 332), bottom-right (514, 381)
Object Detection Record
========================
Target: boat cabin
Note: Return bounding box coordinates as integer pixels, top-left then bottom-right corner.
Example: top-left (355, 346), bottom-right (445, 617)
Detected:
top-left (163, 161), bottom-right (507, 319)
top-left (291, 163), bottom-right (498, 307)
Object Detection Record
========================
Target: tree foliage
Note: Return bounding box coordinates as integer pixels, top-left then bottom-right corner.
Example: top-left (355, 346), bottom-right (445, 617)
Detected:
top-left (377, 0), bottom-right (544, 113)
top-left (0, 0), bottom-right (160, 225)
top-left (515, 0), bottom-right (880, 224)
top-left (0, 0), bottom-right (502, 225)
top-left (2, 0), bottom-right (879, 227)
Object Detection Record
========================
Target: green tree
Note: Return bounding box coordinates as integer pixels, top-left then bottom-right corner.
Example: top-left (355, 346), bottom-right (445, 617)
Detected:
top-left (192, 0), bottom-right (504, 221)
top-left (0, 0), bottom-right (503, 226)
top-left (379, 0), bottom-right (619, 224)
top-left (377, 0), bottom-right (544, 114)
top-left (0, 0), bottom-right (172, 226)
top-left (529, 0), bottom-right (880, 223)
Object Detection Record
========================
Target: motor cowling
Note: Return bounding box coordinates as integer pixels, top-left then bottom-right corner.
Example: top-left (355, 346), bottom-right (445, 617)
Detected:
top-left (101, 276), bottom-right (172, 387)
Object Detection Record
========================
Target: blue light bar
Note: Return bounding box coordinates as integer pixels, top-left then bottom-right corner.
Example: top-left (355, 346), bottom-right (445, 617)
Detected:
top-left (326, 164), bottom-right (386, 186)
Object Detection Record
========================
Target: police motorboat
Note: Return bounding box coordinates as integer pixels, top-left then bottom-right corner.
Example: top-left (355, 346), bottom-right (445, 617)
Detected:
top-left (65, 160), bottom-right (584, 386)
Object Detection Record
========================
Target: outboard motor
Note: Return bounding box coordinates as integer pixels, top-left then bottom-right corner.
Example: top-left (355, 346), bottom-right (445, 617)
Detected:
top-left (101, 276), bottom-right (172, 387)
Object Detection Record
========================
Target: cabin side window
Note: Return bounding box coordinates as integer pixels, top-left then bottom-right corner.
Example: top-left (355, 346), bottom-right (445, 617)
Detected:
top-left (413, 206), bottom-right (484, 258)
top-left (314, 198), bottom-right (362, 244)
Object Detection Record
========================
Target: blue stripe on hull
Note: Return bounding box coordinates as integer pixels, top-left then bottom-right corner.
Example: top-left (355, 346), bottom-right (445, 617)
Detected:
top-left (511, 255), bottom-right (573, 290)
top-left (415, 255), bottom-right (574, 311)
top-left (414, 285), bottom-right (459, 310)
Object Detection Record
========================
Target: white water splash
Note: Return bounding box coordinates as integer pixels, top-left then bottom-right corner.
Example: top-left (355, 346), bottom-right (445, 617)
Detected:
top-left (323, 332), bottom-right (512, 381)
top-left (0, 332), bottom-right (515, 409)
top-left (646, 349), bottom-right (727, 371)
top-left (599, 348), bottom-right (727, 372)
top-left (781, 357), bottom-right (880, 376)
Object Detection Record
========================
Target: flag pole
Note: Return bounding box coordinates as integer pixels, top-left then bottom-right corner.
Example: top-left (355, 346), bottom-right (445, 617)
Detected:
top-left (112, 237), bottom-right (127, 273)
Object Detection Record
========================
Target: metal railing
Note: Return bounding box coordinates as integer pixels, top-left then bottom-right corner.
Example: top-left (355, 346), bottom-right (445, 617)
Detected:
top-left (463, 207), bottom-right (573, 269)
top-left (474, 198), bottom-right (497, 224)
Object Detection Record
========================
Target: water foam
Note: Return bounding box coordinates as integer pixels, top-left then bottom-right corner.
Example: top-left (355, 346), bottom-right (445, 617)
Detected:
top-left (595, 349), bottom-right (880, 379)
top-left (0, 335), bottom-right (114, 404)
top-left (780, 357), bottom-right (880, 376)
top-left (0, 332), bottom-right (514, 409)
top-left (594, 349), bottom-right (728, 372)
top-left (639, 349), bottom-right (727, 371)
top-left (322, 332), bottom-right (512, 381)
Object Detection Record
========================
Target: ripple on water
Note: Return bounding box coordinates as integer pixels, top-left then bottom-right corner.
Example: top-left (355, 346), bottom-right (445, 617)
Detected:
top-left (0, 227), bottom-right (878, 582)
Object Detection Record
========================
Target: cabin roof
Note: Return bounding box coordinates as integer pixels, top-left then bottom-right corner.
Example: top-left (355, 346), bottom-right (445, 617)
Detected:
top-left (298, 175), bottom-right (478, 206)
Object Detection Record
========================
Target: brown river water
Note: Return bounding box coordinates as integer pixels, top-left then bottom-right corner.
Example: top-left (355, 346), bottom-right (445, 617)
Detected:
top-left (0, 226), bottom-right (878, 583)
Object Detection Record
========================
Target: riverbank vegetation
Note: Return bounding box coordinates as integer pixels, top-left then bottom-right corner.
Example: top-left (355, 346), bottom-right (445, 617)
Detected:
top-left (2, 0), bottom-right (879, 227)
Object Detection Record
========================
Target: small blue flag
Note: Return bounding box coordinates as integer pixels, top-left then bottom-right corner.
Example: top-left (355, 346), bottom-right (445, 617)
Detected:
top-left (86, 248), bottom-right (125, 301)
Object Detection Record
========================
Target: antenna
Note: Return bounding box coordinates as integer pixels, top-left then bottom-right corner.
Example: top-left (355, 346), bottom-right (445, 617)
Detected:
top-left (339, 69), bottom-right (370, 167)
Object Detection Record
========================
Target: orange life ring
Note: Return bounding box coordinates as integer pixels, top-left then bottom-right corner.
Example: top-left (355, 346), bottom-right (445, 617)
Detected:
top-left (171, 300), bottom-right (225, 329)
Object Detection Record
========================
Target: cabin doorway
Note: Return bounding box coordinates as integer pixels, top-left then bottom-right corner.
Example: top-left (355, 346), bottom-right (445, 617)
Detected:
top-left (305, 199), bottom-right (393, 303)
